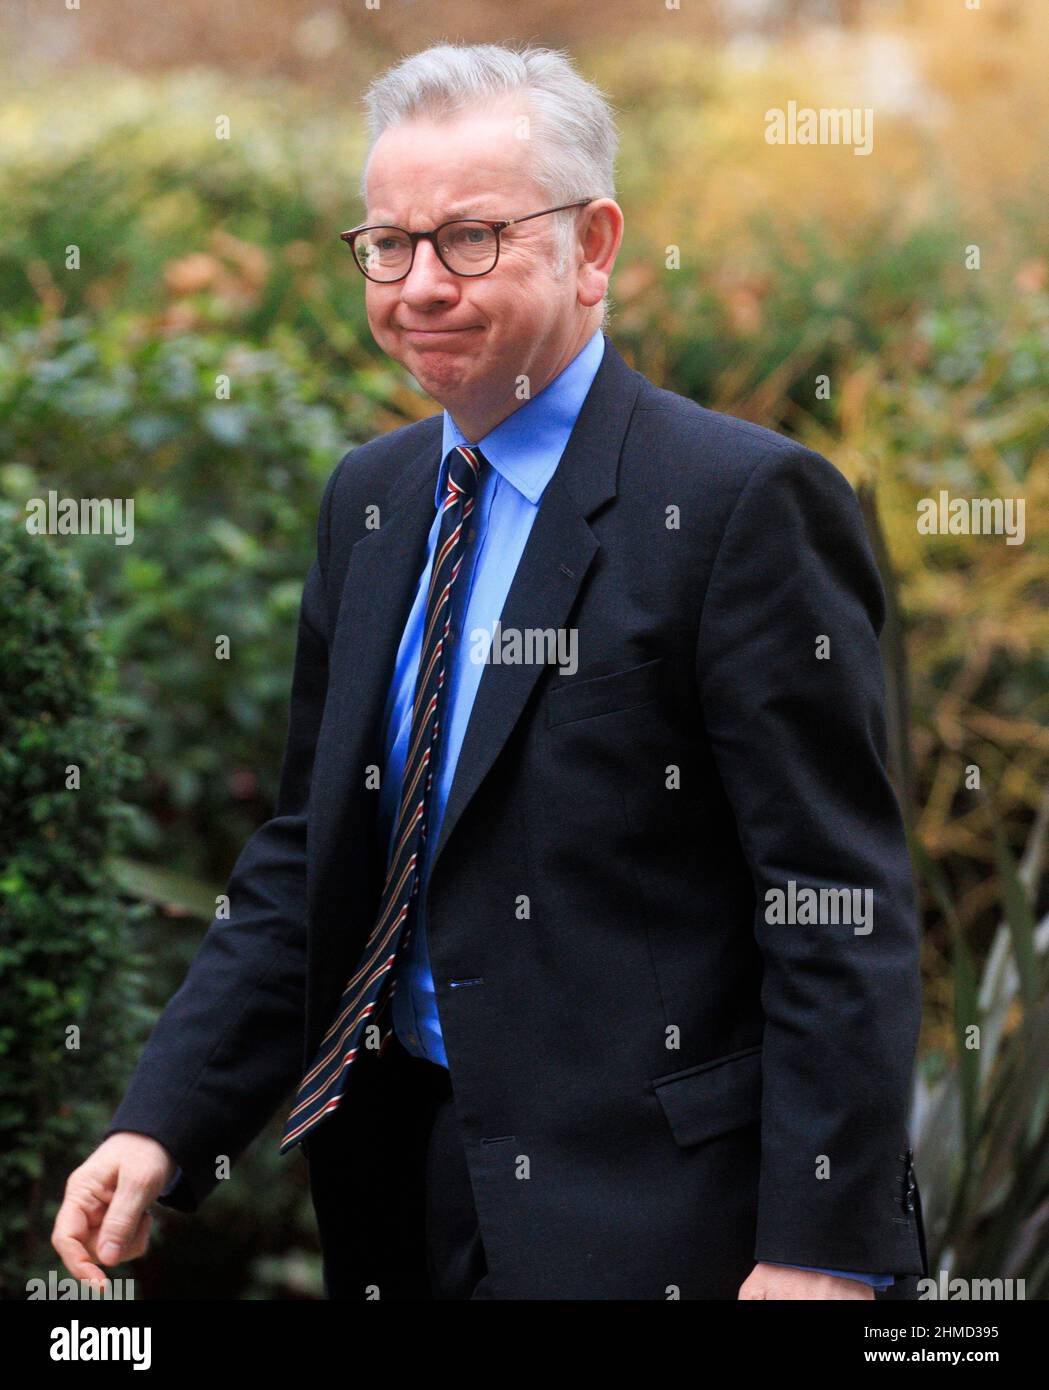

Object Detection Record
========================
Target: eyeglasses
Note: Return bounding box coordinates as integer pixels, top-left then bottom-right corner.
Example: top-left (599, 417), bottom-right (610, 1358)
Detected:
top-left (340, 200), bottom-right (597, 283)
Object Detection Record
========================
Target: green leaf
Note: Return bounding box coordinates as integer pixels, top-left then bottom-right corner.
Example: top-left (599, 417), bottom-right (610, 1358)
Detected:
top-left (109, 855), bottom-right (220, 921)
top-left (993, 824), bottom-right (1040, 1011)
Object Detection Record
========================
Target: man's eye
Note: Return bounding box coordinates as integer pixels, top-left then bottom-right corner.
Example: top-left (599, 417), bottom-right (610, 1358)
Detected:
top-left (447, 226), bottom-right (488, 246)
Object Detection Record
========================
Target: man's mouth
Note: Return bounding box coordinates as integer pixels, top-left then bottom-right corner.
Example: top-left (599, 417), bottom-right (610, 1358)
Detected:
top-left (401, 326), bottom-right (481, 337)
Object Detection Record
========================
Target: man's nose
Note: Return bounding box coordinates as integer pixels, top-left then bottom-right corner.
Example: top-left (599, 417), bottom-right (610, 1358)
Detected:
top-left (400, 237), bottom-right (459, 302)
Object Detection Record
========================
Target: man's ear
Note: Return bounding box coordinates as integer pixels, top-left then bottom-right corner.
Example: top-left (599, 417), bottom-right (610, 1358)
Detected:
top-left (576, 199), bottom-right (623, 307)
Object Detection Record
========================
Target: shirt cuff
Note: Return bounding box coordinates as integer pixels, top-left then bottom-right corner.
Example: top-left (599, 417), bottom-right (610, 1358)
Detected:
top-left (773, 1263), bottom-right (895, 1289)
top-left (159, 1165), bottom-right (183, 1199)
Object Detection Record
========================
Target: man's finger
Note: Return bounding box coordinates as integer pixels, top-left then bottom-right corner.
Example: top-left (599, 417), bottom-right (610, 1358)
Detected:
top-left (123, 1208), bottom-right (154, 1261)
top-left (51, 1195), bottom-right (110, 1290)
top-left (83, 1205), bottom-right (152, 1259)
top-left (96, 1173), bottom-right (152, 1265)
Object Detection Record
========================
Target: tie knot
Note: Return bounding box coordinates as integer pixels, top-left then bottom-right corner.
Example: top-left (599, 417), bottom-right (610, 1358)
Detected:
top-left (444, 444), bottom-right (485, 507)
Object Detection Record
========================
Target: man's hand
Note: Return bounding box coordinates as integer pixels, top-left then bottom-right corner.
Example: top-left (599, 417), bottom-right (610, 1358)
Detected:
top-left (739, 1262), bottom-right (875, 1300)
top-left (51, 1133), bottom-right (176, 1292)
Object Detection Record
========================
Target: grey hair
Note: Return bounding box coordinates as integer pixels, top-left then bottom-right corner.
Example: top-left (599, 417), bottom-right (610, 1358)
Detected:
top-left (359, 42), bottom-right (619, 326)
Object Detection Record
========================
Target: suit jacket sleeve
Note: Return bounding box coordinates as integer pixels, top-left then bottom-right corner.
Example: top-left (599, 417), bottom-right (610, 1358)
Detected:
top-left (99, 459), bottom-right (343, 1212)
top-left (694, 442), bottom-right (925, 1274)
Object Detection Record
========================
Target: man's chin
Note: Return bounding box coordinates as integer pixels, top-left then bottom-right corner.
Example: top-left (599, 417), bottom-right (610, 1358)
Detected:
top-left (404, 331), bottom-right (485, 358)
top-left (407, 341), bottom-right (480, 376)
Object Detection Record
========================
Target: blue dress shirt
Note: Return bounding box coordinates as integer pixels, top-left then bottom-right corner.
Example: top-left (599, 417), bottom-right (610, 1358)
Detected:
top-left (371, 325), bottom-right (892, 1291)
top-left (376, 326), bottom-right (608, 1066)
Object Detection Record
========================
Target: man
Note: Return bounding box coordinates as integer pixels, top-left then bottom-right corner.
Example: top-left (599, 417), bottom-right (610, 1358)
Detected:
top-left (52, 42), bottom-right (927, 1300)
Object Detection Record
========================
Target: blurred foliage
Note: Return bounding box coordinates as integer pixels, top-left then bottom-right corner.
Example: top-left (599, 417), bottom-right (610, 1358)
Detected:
top-left (911, 810), bottom-right (1049, 1297)
top-left (0, 504), bottom-right (148, 1297)
top-left (0, 310), bottom-right (391, 881)
top-left (1, 0), bottom-right (1047, 1295)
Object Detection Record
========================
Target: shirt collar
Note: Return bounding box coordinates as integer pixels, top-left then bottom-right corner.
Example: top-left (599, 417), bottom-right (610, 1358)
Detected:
top-left (435, 328), bottom-right (606, 507)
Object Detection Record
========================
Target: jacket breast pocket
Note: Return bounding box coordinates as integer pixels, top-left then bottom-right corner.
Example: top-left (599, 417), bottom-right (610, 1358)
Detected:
top-left (651, 1044), bottom-right (763, 1148)
top-left (546, 656), bottom-right (664, 728)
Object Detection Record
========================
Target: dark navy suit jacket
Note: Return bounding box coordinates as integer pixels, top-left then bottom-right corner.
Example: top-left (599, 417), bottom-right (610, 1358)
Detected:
top-left (105, 333), bottom-right (929, 1298)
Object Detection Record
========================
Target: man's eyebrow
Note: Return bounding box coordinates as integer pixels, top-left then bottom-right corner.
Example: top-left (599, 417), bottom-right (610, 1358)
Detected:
top-left (367, 203), bottom-right (499, 225)
top-left (443, 202), bottom-right (496, 218)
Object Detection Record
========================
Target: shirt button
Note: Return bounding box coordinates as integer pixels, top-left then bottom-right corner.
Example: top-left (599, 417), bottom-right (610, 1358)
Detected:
top-left (408, 1032), bottom-right (418, 1045)
top-left (468, 527), bottom-right (476, 541)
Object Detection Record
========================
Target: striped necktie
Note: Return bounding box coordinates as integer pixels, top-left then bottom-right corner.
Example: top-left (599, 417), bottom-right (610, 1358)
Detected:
top-left (280, 443), bottom-right (485, 1154)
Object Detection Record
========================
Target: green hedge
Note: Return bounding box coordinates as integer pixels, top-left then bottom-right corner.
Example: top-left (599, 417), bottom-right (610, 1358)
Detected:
top-left (0, 505), bottom-right (147, 1296)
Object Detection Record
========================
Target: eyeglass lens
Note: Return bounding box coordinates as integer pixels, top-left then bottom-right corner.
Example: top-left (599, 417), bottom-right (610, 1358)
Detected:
top-left (354, 221), bottom-right (498, 280)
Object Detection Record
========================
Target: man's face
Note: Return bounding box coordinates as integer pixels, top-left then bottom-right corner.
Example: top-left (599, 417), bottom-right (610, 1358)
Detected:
top-left (361, 102), bottom-right (586, 417)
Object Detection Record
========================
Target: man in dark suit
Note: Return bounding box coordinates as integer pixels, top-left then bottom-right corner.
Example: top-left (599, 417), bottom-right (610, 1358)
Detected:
top-left (52, 43), bottom-right (927, 1300)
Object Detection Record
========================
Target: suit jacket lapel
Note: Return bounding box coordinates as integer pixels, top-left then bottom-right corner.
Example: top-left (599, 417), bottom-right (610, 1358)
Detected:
top-left (429, 334), bottom-right (642, 882)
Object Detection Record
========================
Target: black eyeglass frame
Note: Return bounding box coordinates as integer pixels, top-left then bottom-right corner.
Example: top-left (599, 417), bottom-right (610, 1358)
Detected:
top-left (340, 199), bottom-right (598, 282)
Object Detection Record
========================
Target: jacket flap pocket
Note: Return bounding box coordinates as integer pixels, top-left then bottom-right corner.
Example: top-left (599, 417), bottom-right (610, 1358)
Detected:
top-left (546, 656), bottom-right (663, 727)
top-left (651, 1045), bottom-right (763, 1148)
